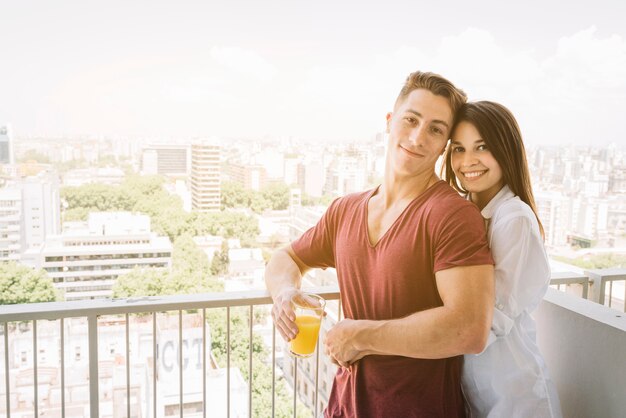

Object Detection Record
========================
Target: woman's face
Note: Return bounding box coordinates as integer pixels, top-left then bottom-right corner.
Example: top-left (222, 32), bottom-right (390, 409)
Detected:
top-left (450, 121), bottom-right (504, 209)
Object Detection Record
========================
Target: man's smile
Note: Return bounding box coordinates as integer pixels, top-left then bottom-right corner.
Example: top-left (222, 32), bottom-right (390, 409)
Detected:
top-left (399, 145), bottom-right (424, 158)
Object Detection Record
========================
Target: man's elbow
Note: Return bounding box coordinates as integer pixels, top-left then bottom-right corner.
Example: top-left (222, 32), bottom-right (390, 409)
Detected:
top-left (459, 318), bottom-right (491, 354)
top-left (463, 330), bottom-right (489, 354)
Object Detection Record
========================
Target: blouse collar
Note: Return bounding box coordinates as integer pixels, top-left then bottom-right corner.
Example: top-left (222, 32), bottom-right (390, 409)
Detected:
top-left (478, 185), bottom-right (515, 220)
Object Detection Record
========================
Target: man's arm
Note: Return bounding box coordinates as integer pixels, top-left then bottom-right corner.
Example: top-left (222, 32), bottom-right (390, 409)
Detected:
top-left (265, 245), bottom-right (312, 342)
top-left (324, 264), bottom-right (494, 363)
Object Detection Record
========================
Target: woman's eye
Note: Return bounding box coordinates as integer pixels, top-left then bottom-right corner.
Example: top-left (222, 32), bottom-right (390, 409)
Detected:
top-left (452, 146), bottom-right (464, 153)
top-left (477, 144), bottom-right (488, 151)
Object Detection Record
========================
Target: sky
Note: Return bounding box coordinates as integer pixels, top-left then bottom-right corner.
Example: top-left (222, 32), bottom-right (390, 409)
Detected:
top-left (1, 0), bottom-right (625, 146)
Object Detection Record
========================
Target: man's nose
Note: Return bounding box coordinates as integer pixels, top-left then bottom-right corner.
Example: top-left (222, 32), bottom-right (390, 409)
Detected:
top-left (408, 126), bottom-right (427, 146)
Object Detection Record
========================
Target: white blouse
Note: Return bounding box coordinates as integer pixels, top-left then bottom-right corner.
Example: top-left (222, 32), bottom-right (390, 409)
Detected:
top-left (462, 186), bottom-right (562, 418)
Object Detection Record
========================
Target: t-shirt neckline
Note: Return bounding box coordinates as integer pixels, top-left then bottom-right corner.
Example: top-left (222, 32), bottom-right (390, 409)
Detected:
top-left (364, 180), bottom-right (445, 248)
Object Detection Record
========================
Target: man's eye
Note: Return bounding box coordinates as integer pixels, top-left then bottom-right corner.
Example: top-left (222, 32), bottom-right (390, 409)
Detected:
top-left (431, 127), bottom-right (444, 135)
top-left (405, 117), bottom-right (416, 124)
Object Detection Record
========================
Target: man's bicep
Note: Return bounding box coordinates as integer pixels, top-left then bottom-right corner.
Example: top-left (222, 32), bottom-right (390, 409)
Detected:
top-left (435, 265), bottom-right (494, 311)
top-left (286, 244), bottom-right (312, 276)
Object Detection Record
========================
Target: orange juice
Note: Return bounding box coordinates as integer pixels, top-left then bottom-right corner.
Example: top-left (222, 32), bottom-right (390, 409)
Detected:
top-left (290, 315), bottom-right (322, 357)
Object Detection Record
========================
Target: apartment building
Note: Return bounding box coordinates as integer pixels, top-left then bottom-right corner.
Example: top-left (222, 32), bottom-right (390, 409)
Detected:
top-left (190, 141), bottom-right (221, 212)
top-left (22, 212), bottom-right (172, 301)
top-left (141, 144), bottom-right (190, 177)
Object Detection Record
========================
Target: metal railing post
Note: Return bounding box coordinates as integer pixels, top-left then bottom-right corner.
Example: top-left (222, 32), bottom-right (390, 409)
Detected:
top-left (4, 322), bottom-right (10, 418)
top-left (586, 270), bottom-right (606, 305)
top-left (88, 315), bottom-right (99, 418)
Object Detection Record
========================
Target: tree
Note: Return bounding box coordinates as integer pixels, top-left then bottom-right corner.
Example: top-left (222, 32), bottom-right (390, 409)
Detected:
top-left (112, 268), bottom-right (169, 298)
top-left (207, 308), bottom-right (312, 418)
top-left (17, 149), bottom-right (50, 164)
top-left (221, 181), bottom-right (251, 208)
top-left (262, 183), bottom-right (291, 210)
top-left (112, 234), bottom-right (222, 298)
top-left (301, 193), bottom-right (334, 207)
top-left (190, 211), bottom-right (260, 244)
top-left (169, 234), bottom-right (222, 294)
top-left (0, 262), bottom-right (59, 304)
top-left (210, 240), bottom-right (230, 276)
top-left (553, 253), bottom-right (626, 269)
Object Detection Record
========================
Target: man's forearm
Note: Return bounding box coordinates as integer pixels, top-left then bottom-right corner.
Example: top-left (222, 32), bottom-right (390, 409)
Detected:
top-left (327, 265), bottom-right (494, 362)
top-left (264, 246), bottom-right (306, 299)
top-left (352, 305), bottom-right (490, 360)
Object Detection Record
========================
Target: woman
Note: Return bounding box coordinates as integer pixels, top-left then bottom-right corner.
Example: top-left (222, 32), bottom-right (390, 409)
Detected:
top-left (444, 101), bottom-right (562, 417)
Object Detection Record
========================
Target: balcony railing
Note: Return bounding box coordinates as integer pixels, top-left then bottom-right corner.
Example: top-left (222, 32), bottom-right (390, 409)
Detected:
top-left (0, 287), bottom-right (340, 418)
top-left (1, 269), bottom-right (625, 417)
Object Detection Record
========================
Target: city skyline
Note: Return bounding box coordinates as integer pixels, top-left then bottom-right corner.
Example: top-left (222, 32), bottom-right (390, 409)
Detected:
top-left (1, 1), bottom-right (625, 146)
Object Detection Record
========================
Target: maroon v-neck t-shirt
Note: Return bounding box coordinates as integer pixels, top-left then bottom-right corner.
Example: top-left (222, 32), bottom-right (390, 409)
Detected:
top-left (292, 181), bottom-right (494, 418)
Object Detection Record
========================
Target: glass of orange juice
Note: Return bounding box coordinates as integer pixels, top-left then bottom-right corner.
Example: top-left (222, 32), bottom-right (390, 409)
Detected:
top-left (290, 292), bottom-right (326, 358)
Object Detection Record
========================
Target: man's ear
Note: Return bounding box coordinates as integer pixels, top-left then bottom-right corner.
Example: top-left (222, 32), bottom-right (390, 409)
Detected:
top-left (385, 112), bottom-right (392, 133)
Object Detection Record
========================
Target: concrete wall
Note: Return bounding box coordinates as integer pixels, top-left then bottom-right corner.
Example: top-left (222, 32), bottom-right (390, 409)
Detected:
top-left (535, 288), bottom-right (626, 418)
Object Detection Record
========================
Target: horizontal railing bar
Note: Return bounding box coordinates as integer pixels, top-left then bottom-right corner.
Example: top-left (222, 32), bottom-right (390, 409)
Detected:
top-left (550, 278), bottom-right (589, 285)
top-left (549, 271), bottom-right (589, 281)
top-left (0, 286), bottom-right (341, 322)
top-left (584, 268), bottom-right (626, 279)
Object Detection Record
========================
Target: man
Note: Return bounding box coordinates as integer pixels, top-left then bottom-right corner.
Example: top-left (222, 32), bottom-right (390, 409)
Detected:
top-left (265, 71), bottom-right (495, 417)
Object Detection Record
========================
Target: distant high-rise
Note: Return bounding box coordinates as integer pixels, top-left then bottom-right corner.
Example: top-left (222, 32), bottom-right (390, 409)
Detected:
top-left (19, 171), bottom-right (61, 249)
top-left (0, 170), bottom-right (61, 261)
top-left (191, 141), bottom-right (221, 211)
top-left (226, 162), bottom-right (266, 191)
top-left (141, 144), bottom-right (190, 176)
top-left (0, 188), bottom-right (22, 261)
top-left (0, 124), bottom-right (13, 164)
top-left (535, 191), bottom-right (571, 247)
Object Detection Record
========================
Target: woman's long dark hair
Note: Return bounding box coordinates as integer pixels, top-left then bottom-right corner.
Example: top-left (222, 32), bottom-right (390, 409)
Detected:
top-left (443, 101), bottom-right (545, 238)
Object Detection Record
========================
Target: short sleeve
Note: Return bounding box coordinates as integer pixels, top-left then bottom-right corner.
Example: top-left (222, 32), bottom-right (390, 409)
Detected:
top-left (291, 198), bottom-right (341, 269)
top-left (433, 203), bottom-right (494, 272)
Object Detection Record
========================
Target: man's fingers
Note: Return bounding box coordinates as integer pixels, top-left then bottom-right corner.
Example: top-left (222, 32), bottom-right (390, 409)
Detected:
top-left (271, 305), bottom-right (298, 341)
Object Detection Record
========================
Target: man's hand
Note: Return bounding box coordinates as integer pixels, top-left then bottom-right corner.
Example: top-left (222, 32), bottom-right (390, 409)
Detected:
top-left (324, 319), bottom-right (368, 368)
top-left (271, 287), bottom-right (301, 342)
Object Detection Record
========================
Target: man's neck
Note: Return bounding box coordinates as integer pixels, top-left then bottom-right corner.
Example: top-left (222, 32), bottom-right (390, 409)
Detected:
top-left (378, 171), bottom-right (439, 209)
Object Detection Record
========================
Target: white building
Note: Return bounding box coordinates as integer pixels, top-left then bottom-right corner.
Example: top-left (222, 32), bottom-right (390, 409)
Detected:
top-left (62, 167), bottom-right (125, 187)
top-left (19, 172), bottom-right (61, 249)
top-left (573, 197), bottom-right (609, 240)
top-left (0, 188), bottom-right (22, 261)
top-left (190, 141), bottom-right (221, 212)
top-left (288, 205), bottom-right (325, 241)
top-left (141, 144), bottom-right (190, 177)
top-left (0, 123), bottom-right (13, 164)
top-left (283, 155), bottom-right (300, 186)
top-left (324, 155), bottom-right (367, 197)
top-left (535, 191), bottom-right (571, 248)
top-left (22, 212), bottom-right (172, 301)
top-left (0, 170), bottom-right (61, 261)
top-left (298, 160), bottom-right (325, 198)
top-left (227, 247), bottom-right (265, 289)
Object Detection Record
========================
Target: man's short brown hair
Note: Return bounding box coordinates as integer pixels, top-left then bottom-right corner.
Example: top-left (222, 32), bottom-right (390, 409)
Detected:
top-left (395, 71), bottom-right (467, 120)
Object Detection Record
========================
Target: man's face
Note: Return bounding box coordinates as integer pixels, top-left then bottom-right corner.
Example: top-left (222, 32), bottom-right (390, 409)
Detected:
top-left (386, 89), bottom-right (454, 178)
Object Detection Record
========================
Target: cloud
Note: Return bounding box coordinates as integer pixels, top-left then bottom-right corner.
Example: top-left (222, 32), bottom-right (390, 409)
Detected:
top-left (289, 26), bottom-right (626, 145)
top-left (210, 46), bottom-right (276, 82)
top-left (543, 26), bottom-right (626, 89)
